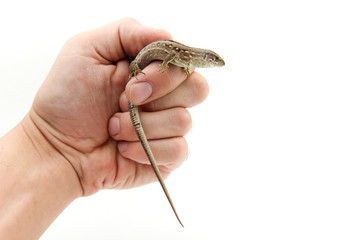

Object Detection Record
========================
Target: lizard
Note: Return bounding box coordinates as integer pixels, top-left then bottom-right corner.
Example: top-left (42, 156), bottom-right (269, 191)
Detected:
top-left (128, 40), bottom-right (225, 227)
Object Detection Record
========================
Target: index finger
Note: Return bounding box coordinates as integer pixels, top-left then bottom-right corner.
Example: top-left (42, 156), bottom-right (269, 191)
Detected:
top-left (65, 18), bottom-right (172, 63)
top-left (126, 62), bottom-right (195, 105)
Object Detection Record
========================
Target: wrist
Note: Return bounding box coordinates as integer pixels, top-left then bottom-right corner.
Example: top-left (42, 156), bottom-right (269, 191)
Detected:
top-left (0, 114), bottom-right (82, 239)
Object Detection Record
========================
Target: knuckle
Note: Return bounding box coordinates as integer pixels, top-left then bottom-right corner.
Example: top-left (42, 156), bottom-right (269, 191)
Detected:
top-left (171, 137), bottom-right (188, 164)
top-left (191, 74), bottom-right (210, 104)
top-left (172, 108), bottom-right (192, 134)
top-left (122, 17), bottom-right (139, 24)
top-left (65, 33), bottom-right (84, 48)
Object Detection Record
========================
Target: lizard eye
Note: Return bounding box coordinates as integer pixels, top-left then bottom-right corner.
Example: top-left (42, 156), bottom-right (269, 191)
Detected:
top-left (207, 54), bottom-right (216, 63)
top-left (214, 55), bottom-right (225, 66)
top-left (204, 53), bottom-right (224, 66)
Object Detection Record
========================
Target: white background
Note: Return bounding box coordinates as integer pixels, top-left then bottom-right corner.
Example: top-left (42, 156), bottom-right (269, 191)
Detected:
top-left (1, 0), bottom-right (360, 239)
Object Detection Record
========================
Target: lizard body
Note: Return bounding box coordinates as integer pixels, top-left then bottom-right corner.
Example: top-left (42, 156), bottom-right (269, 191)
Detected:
top-left (128, 40), bottom-right (225, 227)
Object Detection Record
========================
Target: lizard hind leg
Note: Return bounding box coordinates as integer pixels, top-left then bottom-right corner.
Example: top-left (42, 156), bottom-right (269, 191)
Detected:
top-left (129, 61), bottom-right (145, 80)
top-left (183, 67), bottom-right (190, 77)
top-left (159, 54), bottom-right (176, 74)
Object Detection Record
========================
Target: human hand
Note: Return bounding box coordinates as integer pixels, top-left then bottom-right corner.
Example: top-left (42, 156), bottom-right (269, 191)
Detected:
top-left (30, 18), bottom-right (209, 196)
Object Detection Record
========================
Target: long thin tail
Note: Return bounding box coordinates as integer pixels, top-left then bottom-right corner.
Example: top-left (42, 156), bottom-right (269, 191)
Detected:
top-left (129, 102), bottom-right (184, 227)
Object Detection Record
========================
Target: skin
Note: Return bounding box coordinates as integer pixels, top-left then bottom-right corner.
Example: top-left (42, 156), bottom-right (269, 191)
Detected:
top-left (0, 18), bottom-right (209, 239)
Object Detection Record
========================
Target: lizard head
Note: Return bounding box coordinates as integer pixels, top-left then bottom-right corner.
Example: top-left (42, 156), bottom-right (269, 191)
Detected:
top-left (198, 50), bottom-right (225, 68)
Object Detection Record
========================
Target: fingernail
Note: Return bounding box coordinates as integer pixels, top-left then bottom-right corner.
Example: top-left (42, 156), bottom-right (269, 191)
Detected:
top-left (130, 82), bottom-right (152, 104)
top-left (118, 141), bottom-right (128, 153)
top-left (109, 117), bottom-right (120, 136)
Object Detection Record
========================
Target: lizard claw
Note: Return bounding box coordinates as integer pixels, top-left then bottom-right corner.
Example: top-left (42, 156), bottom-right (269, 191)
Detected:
top-left (129, 62), bottom-right (145, 80)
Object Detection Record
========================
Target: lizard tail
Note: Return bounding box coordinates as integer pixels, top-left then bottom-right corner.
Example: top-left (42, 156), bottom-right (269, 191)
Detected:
top-left (129, 102), bottom-right (184, 227)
